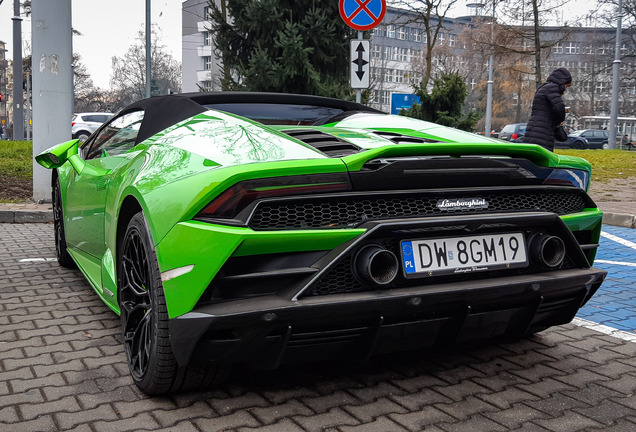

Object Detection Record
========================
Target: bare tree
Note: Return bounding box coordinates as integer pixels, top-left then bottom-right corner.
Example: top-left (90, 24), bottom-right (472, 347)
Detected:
top-left (470, 0), bottom-right (574, 88)
top-left (391, 0), bottom-right (460, 89)
top-left (110, 26), bottom-right (181, 109)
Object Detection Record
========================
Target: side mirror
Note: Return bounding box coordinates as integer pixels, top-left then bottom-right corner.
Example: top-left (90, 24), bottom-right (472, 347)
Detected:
top-left (35, 139), bottom-right (80, 169)
top-left (36, 139), bottom-right (102, 175)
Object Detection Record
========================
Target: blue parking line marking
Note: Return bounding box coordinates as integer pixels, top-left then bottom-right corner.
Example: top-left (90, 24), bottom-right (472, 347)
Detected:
top-left (576, 225), bottom-right (636, 335)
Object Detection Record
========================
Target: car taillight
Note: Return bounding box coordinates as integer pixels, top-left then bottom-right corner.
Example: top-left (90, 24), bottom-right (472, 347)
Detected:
top-left (196, 176), bottom-right (352, 220)
top-left (543, 168), bottom-right (590, 190)
top-left (71, 122), bottom-right (75, 126)
top-left (511, 133), bottom-right (518, 140)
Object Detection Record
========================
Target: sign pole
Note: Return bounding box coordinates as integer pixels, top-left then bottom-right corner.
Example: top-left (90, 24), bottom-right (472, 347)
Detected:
top-left (339, 0), bottom-right (385, 103)
top-left (356, 30), bottom-right (362, 103)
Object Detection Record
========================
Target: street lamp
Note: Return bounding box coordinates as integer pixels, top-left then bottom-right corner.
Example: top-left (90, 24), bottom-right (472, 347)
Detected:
top-left (11, 0), bottom-right (24, 141)
top-left (609, 0), bottom-right (623, 149)
top-left (467, 0), bottom-right (498, 137)
top-left (484, 0), bottom-right (497, 137)
top-left (145, 0), bottom-right (151, 98)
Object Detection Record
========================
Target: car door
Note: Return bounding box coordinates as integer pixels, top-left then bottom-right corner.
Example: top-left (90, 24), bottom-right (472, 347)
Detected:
top-left (63, 110), bottom-right (145, 258)
top-left (578, 131), bottom-right (592, 148)
top-left (586, 131), bottom-right (603, 148)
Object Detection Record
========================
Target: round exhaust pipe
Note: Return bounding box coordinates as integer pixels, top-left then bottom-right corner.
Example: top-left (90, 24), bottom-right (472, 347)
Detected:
top-left (355, 245), bottom-right (399, 286)
top-left (529, 233), bottom-right (566, 268)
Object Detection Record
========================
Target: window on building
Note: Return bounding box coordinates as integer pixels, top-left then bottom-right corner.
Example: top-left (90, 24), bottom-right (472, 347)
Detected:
top-left (565, 42), bottom-right (580, 54)
top-left (438, 33), bottom-right (445, 45)
top-left (598, 44), bottom-right (611, 55)
top-left (373, 25), bottom-right (386, 37)
top-left (380, 90), bottom-right (390, 106)
top-left (371, 45), bottom-right (381, 59)
top-left (203, 6), bottom-right (209, 20)
top-left (387, 25), bottom-right (396, 38)
top-left (409, 28), bottom-right (421, 42)
top-left (203, 31), bottom-right (211, 46)
top-left (399, 48), bottom-right (408, 62)
top-left (203, 56), bottom-right (212, 70)
top-left (391, 46), bottom-right (399, 61)
top-left (449, 34), bottom-right (456, 47)
top-left (552, 43), bottom-right (563, 54)
top-left (398, 27), bottom-right (407, 40)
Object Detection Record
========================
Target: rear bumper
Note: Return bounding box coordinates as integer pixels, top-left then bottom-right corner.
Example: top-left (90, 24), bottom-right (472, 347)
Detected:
top-left (169, 266), bottom-right (606, 368)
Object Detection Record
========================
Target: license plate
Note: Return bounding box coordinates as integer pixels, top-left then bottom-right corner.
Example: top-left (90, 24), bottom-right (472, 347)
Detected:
top-left (401, 233), bottom-right (528, 277)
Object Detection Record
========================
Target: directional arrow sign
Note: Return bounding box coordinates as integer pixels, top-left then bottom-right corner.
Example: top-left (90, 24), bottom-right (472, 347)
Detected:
top-left (350, 40), bottom-right (370, 89)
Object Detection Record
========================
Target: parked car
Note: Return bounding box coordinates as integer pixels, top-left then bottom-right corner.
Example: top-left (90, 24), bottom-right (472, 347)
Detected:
top-left (36, 92), bottom-right (606, 394)
top-left (556, 129), bottom-right (609, 150)
top-left (499, 123), bottom-right (527, 142)
top-left (71, 112), bottom-right (112, 142)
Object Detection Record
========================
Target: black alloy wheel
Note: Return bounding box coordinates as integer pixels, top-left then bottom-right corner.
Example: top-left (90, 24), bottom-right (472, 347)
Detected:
top-left (120, 219), bottom-right (154, 382)
top-left (52, 176), bottom-right (76, 268)
top-left (119, 212), bottom-right (226, 394)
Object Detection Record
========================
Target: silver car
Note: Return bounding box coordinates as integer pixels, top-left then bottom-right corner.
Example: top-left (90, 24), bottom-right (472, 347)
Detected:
top-left (71, 112), bottom-right (112, 142)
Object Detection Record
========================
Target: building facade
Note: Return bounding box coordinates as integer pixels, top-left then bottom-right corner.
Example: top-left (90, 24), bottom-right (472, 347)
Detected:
top-left (366, 7), bottom-right (636, 131)
top-left (181, 3), bottom-right (636, 132)
top-left (182, 0), bottom-right (221, 92)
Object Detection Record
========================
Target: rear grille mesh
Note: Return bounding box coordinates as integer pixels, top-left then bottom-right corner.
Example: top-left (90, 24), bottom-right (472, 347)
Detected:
top-left (306, 243), bottom-right (578, 298)
top-left (248, 191), bottom-right (588, 230)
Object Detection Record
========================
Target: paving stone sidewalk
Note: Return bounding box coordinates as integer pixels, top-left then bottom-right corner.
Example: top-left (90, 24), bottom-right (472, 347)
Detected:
top-left (1, 223), bottom-right (635, 432)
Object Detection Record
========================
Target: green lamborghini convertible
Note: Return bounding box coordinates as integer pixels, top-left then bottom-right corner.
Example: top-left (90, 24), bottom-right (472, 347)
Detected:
top-left (37, 92), bottom-right (606, 394)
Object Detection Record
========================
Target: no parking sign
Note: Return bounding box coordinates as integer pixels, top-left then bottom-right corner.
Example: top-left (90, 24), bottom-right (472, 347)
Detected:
top-left (339, 0), bottom-right (386, 31)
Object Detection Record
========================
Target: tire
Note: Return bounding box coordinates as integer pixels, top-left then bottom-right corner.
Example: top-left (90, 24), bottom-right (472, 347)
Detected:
top-left (602, 142), bottom-right (609, 150)
top-left (118, 212), bottom-right (226, 394)
top-left (52, 176), bottom-right (76, 269)
top-left (574, 140), bottom-right (585, 150)
top-left (74, 131), bottom-right (91, 143)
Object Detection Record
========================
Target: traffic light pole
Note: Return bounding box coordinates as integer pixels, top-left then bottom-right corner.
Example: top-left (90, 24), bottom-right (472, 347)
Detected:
top-left (11, 0), bottom-right (24, 141)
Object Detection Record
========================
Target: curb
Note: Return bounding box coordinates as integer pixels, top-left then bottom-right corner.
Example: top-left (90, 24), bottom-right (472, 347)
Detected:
top-left (602, 212), bottom-right (636, 229)
top-left (0, 209), bottom-right (53, 224)
top-left (0, 208), bottom-right (634, 229)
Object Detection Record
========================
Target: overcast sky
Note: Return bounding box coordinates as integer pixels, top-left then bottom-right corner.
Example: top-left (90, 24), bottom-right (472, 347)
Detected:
top-left (0, 0), bottom-right (183, 89)
top-left (0, 0), bottom-right (611, 91)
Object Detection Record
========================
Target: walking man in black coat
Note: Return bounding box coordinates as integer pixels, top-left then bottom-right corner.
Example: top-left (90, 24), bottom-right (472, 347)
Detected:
top-left (523, 68), bottom-right (572, 151)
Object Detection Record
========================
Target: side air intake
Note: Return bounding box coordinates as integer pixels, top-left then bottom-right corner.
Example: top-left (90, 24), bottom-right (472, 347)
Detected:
top-left (282, 129), bottom-right (362, 157)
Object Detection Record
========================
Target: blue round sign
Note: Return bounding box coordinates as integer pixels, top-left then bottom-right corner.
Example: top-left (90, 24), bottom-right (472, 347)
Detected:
top-left (339, 0), bottom-right (386, 31)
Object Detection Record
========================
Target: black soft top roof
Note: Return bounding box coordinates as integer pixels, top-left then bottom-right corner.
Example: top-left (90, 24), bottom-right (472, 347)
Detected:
top-left (123, 92), bottom-right (383, 144)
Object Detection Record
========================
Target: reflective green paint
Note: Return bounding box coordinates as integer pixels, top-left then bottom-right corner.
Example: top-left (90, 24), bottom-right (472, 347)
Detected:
top-left (156, 221), bottom-right (365, 318)
top-left (137, 152), bottom-right (349, 246)
top-left (147, 111), bottom-right (325, 165)
top-left (330, 114), bottom-right (502, 144)
top-left (560, 209), bottom-right (604, 263)
top-left (35, 109), bottom-right (603, 323)
top-left (35, 139), bottom-right (79, 169)
top-left (67, 246), bottom-right (119, 314)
